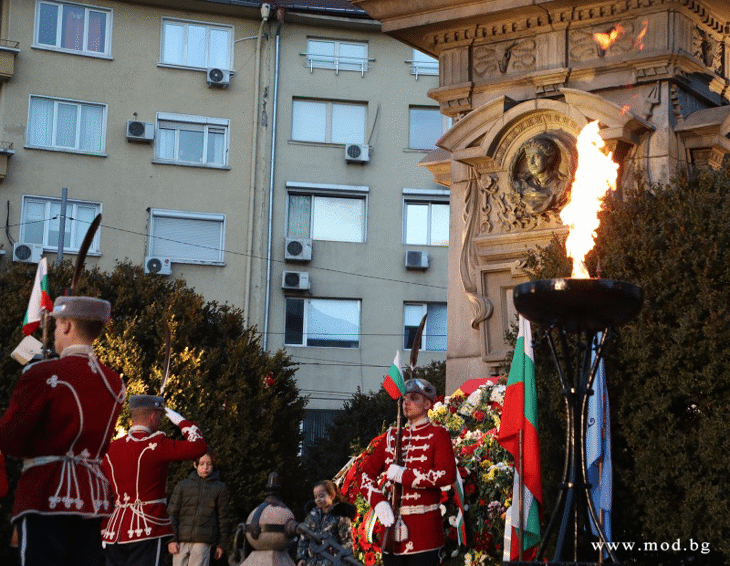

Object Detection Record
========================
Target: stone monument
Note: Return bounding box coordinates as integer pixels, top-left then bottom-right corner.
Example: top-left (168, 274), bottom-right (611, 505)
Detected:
top-left (352, 0), bottom-right (730, 392)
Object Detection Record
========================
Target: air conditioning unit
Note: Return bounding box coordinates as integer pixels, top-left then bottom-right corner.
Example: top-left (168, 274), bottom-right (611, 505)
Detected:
top-left (206, 68), bottom-right (231, 87)
top-left (12, 242), bottom-right (43, 263)
top-left (345, 143), bottom-right (369, 163)
top-left (405, 250), bottom-right (429, 270)
top-left (126, 120), bottom-right (155, 142)
top-left (284, 238), bottom-right (312, 262)
top-left (282, 271), bottom-right (310, 291)
top-left (144, 256), bottom-right (172, 275)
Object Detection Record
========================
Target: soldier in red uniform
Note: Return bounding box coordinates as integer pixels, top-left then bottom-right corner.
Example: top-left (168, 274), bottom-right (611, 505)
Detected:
top-left (0, 295), bottom-right (126, 566)
top-left (102, 394), bottom-right (207, 566)
top-left (359, 378), bottom-right (456, 566)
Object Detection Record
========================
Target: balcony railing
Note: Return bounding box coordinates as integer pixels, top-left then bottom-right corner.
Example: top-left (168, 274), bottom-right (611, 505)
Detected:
top-left (406, 59), bottom-right (439, 80)
top-left (300, 52), bottom-right (375, 77)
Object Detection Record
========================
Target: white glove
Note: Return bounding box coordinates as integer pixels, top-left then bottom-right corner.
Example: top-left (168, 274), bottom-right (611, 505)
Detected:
top-left (386, 464), bottom-right (406, 484)
top-left (165, 407), bottom-right (185, 425)
top-left (374, 501), bottom-right (394, 527)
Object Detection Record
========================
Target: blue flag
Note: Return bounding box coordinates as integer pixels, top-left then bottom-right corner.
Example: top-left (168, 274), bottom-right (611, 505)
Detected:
top-left (586, 333), bottom-right (612, 542)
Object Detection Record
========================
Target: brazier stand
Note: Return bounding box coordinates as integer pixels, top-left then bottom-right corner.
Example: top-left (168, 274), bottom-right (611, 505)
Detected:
top-left (512, 278), bottom-right (643, 565)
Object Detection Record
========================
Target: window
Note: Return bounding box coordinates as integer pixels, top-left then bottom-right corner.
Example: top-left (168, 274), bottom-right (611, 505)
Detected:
top-left (292, 99), bottom-right (366, 145)
top-left (404, 191), bottom-right (449, 246)
top-left (408, 107), bottom-right (450, 150)
top-left (21, 195), bottom-right (101, 253)
top-left (34, 0), bottom-right (111, 57)
top-left (286, 182), bottom-right (367, 243)
top-left (285, 298), bottom-right (361, 348)
top-left (305, 38), bottom-right (369, 74)
top-left (404, 303), bottom-right (447, 351)
top-left (160, 18), bottom-right (232, 70)
top-left (148, 209), bottom-right (225, 265)
top-left (154, 113), bottom-right (229, 168)
top-left (409, 49), bottom-right (438, 78)
top-left (27, 95), bottom-right (106, 155)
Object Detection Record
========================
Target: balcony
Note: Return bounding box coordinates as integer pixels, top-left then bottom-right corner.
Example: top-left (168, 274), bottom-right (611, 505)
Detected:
top-left (0, 39), bottom-right (19, 81)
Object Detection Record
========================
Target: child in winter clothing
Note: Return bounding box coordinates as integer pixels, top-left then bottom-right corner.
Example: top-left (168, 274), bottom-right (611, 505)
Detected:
top-left (168, 450), bottom-right (231, 566)
top-left (297, 480), bottom-right (356, 566)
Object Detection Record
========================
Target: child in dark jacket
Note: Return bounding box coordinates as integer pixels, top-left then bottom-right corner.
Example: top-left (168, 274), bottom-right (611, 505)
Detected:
top-left (168, 450), bottom-right (230, 566)
top-left (296, 480), bottom-right (356, 566)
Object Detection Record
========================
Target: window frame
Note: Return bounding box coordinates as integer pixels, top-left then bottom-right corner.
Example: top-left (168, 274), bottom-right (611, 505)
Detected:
top-left (403, 302), bottom-right (447, 352)
top-left (159, 17), bottom-right (234, 71)
top-left (408, 49), bottom-right (439, 78)
top-left (304, 38), bottom-right (370, 75)
top-left (408, 106), bottom-right (451, 151)
top-left (26, 94), bottom-right (107, 156)
top-left (153, 112), bottom-right (230, 169)
top-left (33, 0), bottom-right (113, 58)
top-left (148, 208), bottom-right (226, 266)
top-left (285, 182), bottom-right (368, 244)
top-left (20, 195), bottom-right (102, 254)
top-left (403, 188), bottom-right (450, 247)
top-left (284, 297), bottom-right (362, 349)
top-left (291, 98), bottom-right (367, 145)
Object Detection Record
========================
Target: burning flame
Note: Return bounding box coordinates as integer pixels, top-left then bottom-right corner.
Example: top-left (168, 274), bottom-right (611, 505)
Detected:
top-left (593, 25), bottom-right (624, 50)
top-left (559, 121), bottom-right (619, 278)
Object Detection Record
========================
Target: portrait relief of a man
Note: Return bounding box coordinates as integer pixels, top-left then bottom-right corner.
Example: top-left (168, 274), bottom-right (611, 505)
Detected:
top-left (510, 134), bottom-right (572, 214)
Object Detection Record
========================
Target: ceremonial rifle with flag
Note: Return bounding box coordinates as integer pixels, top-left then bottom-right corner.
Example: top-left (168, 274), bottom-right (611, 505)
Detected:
top-left (497, 315), bottom-right (544, 561)
top-left (380, 313), bottom-right (427, 553)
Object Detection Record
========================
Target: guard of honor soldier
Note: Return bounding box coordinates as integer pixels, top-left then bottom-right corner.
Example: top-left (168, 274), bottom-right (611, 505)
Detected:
top-left (102, 394), bottom-right (207, 566)
top-left (359, 378), bottom-right (457, 566)
top-left (0, 295), bottom-right (126, 566)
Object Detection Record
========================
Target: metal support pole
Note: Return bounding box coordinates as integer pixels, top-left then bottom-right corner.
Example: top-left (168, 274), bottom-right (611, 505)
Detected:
top-left (57, 187), bottom-right (68, 262)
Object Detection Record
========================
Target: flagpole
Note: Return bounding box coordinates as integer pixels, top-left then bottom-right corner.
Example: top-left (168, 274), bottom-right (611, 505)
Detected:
top-left (41, 309), bottom-right (49, 360)
top-left (519, 428), bottom-right (524, 562)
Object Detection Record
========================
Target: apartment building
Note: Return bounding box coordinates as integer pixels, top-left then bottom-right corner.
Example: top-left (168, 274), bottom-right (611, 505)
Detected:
top-left (0, 0), bottom-right (448, 442)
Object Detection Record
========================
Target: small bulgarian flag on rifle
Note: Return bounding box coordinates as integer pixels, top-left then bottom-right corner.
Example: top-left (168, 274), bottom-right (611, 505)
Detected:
top-left (22, 257), bottom-right (53, 336)
top-left (382, 351), bottom-right (406, 399)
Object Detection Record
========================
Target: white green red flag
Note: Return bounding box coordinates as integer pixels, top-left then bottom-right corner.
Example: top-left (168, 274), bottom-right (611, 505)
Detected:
top-left (22, 257), bottom-right (53, 336)
top-left (382, 351), bottom-right (405, 399)
top-left (498, 315), bottom-right (543, 560)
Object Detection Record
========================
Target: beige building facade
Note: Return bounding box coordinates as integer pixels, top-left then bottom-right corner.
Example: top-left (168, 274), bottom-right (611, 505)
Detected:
top-left (352, 0), bottom-right (730, 392)
top-left (0, 0), bottom-right (450, 435)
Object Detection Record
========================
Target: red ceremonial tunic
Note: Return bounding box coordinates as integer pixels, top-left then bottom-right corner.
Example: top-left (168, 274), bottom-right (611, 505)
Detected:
top-left (0, 346), bottom-right (126, 521)
top-left (359, 417), bottom-right (456, 555)
top-left (101, 420), bottom-right (207, 544)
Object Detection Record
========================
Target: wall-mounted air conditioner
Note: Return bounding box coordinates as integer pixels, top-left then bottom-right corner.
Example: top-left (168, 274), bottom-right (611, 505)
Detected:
top-left (345, 143), bottom-right (369, 163)
top-left (285, 238), bottom-right (312, 262)
top-left (282, 271), bottom-right (310, 291)
top-left (12, 242), bottom-right (43, 263)
top-left (206, 68), bottom-right (231, 87)
top-left (144, 256), bottom-right (172, 275)
top-left (126, 120), bottom-right (155, 142)
top-left (405, 250), bottom-right (429, 270)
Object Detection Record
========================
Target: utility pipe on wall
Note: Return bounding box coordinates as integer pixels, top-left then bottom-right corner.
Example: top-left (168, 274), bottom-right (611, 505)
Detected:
top-left (243, 4), bottom-right (270, 327)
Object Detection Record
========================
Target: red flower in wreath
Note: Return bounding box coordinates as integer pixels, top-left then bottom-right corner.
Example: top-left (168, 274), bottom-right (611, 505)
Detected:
top-left (465, 483), bottom-right (476, 495)
top-left (474, 410), bottom-right (486, 422)
top-left (263, 373), bottom-right (276, 388)
top-left (363, 551), bottom-right (377, 565)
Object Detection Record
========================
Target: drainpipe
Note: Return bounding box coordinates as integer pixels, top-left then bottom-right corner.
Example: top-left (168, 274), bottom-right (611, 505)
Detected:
top-left (244, 4), bottom-right (270, 327)
top-left (263, 10), bottom-right (283, 351)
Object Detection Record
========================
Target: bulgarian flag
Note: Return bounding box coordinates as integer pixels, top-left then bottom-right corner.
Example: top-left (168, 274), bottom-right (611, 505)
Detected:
top-left (22, 257), bottom-right (53, 336)
top-left (498, 315), bottom-right (543, 561)
top-left (382, 351), bottom-right (406, 399)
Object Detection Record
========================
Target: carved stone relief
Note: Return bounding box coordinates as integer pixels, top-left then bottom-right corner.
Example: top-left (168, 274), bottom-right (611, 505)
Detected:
top-left (569, 20), bottom-right (638, 63)
top-left (692, 26), bottom-right (724, 75)
top-left (472, 38), bottom-right (536, 80)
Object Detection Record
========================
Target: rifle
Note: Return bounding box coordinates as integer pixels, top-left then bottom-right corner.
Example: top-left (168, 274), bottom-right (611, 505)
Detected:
top-left (381, 313), bottom-right (427, 553)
